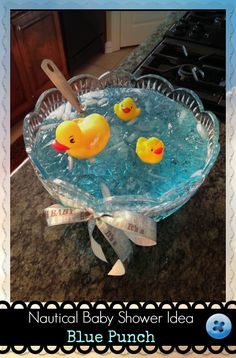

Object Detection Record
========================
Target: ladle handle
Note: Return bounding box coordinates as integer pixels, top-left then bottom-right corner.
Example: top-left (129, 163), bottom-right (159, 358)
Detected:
top-left (41, 59), bottom-right (84, 115)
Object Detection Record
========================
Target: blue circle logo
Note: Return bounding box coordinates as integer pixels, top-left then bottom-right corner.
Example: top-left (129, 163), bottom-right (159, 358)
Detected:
top-left (206, 313), bottom-right (232, 339)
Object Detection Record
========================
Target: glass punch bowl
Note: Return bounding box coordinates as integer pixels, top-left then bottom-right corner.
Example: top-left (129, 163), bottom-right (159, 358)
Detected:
top-left (23, 71), bottom-right (220, 222)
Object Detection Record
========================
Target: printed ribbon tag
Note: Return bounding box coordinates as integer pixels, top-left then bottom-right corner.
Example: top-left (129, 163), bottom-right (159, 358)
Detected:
top-left (44, 204), bottom-right (157, 276)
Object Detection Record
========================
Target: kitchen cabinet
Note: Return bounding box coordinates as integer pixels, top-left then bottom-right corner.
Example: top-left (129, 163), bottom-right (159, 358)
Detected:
top-left (59, 10), bottom-right (106, 74)
top-left (11, 10), bottom-right (68, 127)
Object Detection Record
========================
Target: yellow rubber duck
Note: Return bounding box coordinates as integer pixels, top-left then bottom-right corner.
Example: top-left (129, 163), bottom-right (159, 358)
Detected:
top-left (114, 97), bottom-right (141, 121)
top-left (51, 113), bottom-right (110, 159)
top-left (136, 137), bottom-right (164, 164)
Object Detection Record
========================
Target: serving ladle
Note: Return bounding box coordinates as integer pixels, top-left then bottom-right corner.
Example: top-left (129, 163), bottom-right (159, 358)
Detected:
top-left (41, 58), bottom-right (85, 116)
top-left (41, 59), bottom-right (86, 170)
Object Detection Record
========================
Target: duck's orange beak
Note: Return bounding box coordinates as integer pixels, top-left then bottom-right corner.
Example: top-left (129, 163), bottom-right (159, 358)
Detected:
top-left (51, 139), bottom-right (70, 152)
top-left (122, 107), bottom-right (131, 113)
top-left (154, 147), bottom-right (163, 155)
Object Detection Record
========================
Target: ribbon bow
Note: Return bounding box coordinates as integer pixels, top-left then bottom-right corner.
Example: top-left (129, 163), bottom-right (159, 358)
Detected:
top-left (45, 204), bottom-right (157, 276)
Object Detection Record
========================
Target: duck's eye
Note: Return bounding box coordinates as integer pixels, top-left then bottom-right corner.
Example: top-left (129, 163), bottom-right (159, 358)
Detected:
top-left (151, 148), bottom-right (154, 151)
top-left (70, 138), bottom-right (75, 144)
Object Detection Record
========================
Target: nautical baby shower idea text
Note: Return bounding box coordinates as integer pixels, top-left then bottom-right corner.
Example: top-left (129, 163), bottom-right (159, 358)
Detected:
top-left (29, 310), bottom-right (194, 344)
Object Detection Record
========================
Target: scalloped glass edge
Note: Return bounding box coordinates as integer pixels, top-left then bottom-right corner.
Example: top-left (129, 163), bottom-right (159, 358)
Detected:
top-left (23, 70), bottom-right (220, 220)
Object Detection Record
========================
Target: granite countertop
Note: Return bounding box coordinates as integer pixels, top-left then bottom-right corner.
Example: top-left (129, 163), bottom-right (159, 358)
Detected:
top-left (11, 11), bottom-right (225, 302)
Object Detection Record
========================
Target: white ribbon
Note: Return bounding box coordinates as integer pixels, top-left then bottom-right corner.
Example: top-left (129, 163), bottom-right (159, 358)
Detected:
top-left (44, 204), bottom-right (157, 276)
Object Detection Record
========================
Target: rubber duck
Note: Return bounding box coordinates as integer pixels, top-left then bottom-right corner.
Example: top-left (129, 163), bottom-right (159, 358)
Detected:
top-left (51, 113), bottom-right (110, 159)
top-left (114, 97), bottom-right (141, 121)
top-left (136, 137), bottom-right (164, 164)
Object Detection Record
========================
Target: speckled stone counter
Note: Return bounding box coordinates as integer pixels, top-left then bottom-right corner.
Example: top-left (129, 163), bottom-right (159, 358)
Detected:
top-left (11, 11), bottom-right (225, 302)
